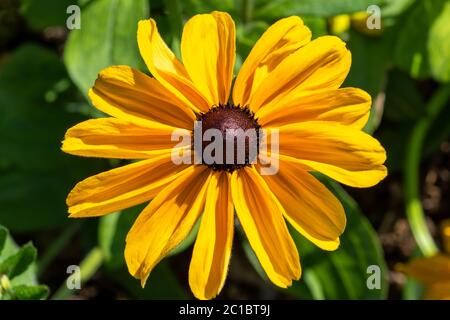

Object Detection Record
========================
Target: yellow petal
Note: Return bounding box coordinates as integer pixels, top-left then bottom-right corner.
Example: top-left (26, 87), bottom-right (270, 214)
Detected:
top-left (233, 16), bottom-right (311, 108)
top-left (125, 165), bottom-right (211, 286)
top-left (89, 65), bottom-right (196, 129)
top-left (181, 12), bottom-right (235, 106)
top-left (276, 121), bottom-right (387, 187)
top-left (67, 153), bottom-right (189, 217)
top-left (231, 167), bottom-right (300, 288)
top-left (249, 36), bottom-right (351, 113)
top-left (424, 282), bottom-right (450, 300)
top-left (189, 171), bottom-right (233, 300)
top-left (397, 254), bottom-right (450, 284)
top-left (137, 19), bottom-right (210, 112)
top-left (62, 117), bottom-right (190, 159)
top-left (258, 159), bottom-right (345, 251)
top-left (257, 88), bottom-right (371, 130)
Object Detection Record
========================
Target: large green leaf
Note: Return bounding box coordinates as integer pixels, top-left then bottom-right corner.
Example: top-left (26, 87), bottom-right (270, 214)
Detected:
top-left (0, 44), bottom-right (107, 232)
top-left (288, 178), bottom-right (388, 299)
top-left (254, 0), bottom-right (387, 19)
top-left (428, 1), bottom-right (450, 82)
top-left (64, 0), bottom-right (149, 96)
top-left (394, 0), bottom-right (447, 79)
top-left (344, 30), bottom-right (392, 133)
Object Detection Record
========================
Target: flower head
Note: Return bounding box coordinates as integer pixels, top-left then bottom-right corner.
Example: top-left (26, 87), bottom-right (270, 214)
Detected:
top-left (62, 12), bottom-right (387, 299)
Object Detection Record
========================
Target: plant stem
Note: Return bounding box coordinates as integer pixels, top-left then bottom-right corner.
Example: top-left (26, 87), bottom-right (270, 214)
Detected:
top-left (241, 0), bottom-right (254, 24)
top-left (37, 222), bottom-right (81, 277)
top-left (165, 0), bottom-right (183, 58)
top-left (404, 84), bottom-right (450, 256)
top-left (51, 247), bottom-right (104, 300)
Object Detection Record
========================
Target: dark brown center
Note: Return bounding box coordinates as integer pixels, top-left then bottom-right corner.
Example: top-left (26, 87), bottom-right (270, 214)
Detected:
top-left (195, 103), bottom-right (261, 172)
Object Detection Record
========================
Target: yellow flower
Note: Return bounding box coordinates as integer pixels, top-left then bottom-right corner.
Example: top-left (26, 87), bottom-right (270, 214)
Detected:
top-left (329, 12), bottom-right (383, 37)
top-left (329, 14), bottom-right (351, 35)
top-left (398, 220), bottom-right (450, 300)
top-left (62, 12), bottom-right (387, 299)
top-left (351, 12), bottom-right (383, 37)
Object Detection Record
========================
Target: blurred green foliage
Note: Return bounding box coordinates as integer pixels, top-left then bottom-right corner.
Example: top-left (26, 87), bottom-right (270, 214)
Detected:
top-left (0, 0), bottom-right (449, 300)
top-left (0, 224), bottom-right (49, 299)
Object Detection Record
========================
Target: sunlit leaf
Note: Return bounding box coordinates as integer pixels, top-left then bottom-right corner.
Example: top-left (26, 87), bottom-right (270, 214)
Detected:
top-left (64, 0), bottom-right (149, 96)
top-left (394, 0), bottom-right (447, 79)
top-left (428, 1), bottom-right (450, 82)
top-left (254, 0), bottom-right (387, 19)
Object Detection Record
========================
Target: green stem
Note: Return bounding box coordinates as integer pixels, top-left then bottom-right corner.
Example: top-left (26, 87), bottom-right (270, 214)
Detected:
top-left (37, 222), bottom-right (81, 277)
top-left (241, 0), bottom-right (254, 24)
top-left (165, 0), bottom-right (183, 58)
top-left (404, 84), bottom-right (450, 256)
top-left (51, 247), bottom-right (104, 300)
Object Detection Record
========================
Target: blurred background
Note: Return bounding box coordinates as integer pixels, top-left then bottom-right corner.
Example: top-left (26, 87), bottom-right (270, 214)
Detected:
top-left (0, 0), bottom-right (449, 300)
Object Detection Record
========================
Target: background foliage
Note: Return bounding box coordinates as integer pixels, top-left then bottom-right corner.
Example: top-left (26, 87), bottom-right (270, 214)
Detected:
top-left (0, 0), bottom-right (449, 299)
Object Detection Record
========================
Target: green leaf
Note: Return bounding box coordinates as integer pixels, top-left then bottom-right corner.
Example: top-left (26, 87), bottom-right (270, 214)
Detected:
top-left (236, 21), bottom-right (269, 63)
top-left (345, 30), bottom-right (391, 97)
top-left (20, 0), bottom-right (75, 29)
top-left (394, 0), bottom-right (447, 79)
top-left (64, 0), bottom-right (149, 96)
top-left (11, 285), bottom-right (49, 300)
top-left (254, 0), bottom-right (387, 19)
top-left (184, 0), bottom-right (236, 15)
top-left (0, 44), bottom-right (108, 232)
top-left (428, 1), bottom-right (450, 82)
top-left (0, 242), bottom-right (37, 280)
top-left (0, 226), bottom-right (7, 256)
top-left (302, 17), bottom-right (328, 39)
top-left (0, 231), bottom-right (40, 288)
top-left (344, 30), bottom-right (392, 133)
top-left (383, 70), bottom-right (426, 123)
top-left (378, 124), bottom-right (411, 172)
top-left (287, 177), bottom-right (388, 299)
top-left (381, 0), bottom-right (416, 17)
